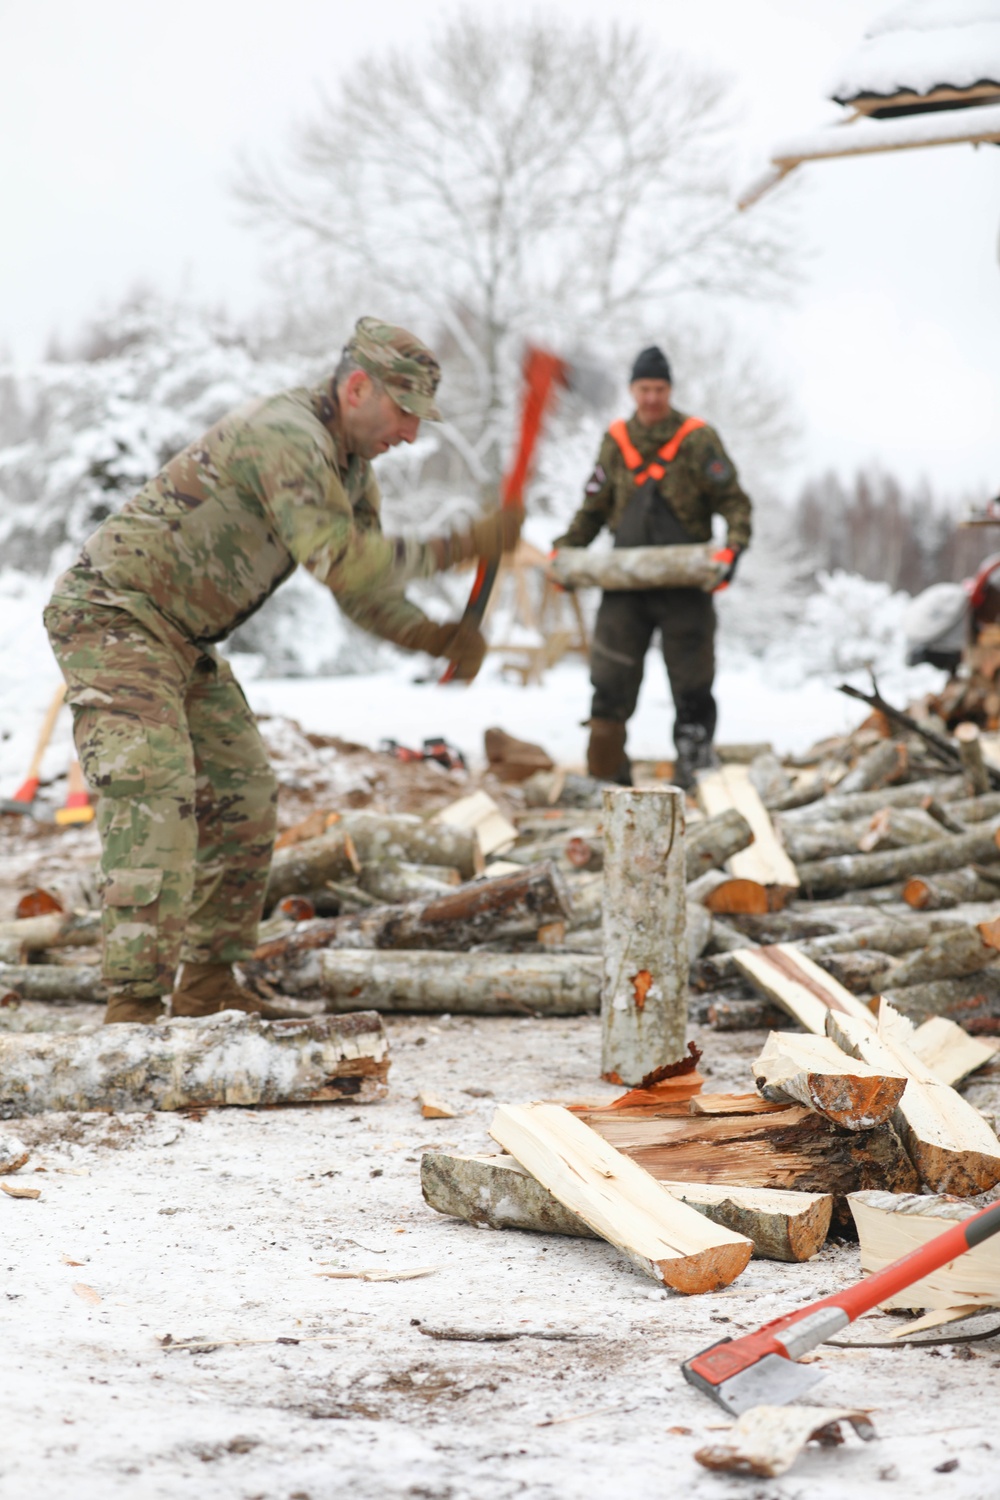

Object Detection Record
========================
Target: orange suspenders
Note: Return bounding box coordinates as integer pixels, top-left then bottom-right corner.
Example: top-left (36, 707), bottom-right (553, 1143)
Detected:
top-left (608, 416), bottom-right (705, 484)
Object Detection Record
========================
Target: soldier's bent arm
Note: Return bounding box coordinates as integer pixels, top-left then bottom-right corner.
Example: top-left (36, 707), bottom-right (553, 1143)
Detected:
top-left (693, 427), bottom-right (752, 552)
top-left (552, 434), bottom-right (618, 549)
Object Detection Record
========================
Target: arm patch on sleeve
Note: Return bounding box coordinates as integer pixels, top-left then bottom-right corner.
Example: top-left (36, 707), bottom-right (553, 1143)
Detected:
top-left (584, 463), bottom-right (607, 496)
top-left (705, 455), bottom-right (733, 484)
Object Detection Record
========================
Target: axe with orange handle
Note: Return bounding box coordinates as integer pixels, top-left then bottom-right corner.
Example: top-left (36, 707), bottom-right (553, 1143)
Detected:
top-left (440, 346), bottom-right (611, 684)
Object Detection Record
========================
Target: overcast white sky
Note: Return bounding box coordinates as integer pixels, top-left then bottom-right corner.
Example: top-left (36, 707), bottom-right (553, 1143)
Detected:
top-left (1, 0), bottom-right (997, 500)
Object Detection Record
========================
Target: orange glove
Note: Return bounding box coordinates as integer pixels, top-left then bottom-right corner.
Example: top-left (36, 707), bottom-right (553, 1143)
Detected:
top-left (711, 546), bottom-right (741, 592)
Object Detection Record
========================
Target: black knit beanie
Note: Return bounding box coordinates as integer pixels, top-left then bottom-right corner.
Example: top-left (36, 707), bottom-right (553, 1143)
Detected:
top-left (630, 345), bottom-right (672, 383)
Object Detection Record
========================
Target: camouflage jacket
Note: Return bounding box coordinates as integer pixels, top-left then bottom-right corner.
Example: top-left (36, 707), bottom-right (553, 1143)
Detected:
top-left (553, 407), bottom-right (752, 552)
top-left (49, 380), bottom-right (435, 650)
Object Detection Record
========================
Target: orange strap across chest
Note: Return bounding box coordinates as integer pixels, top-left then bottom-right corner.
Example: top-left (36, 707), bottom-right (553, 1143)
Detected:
top-left (608, 416), bottom-right (705, 484)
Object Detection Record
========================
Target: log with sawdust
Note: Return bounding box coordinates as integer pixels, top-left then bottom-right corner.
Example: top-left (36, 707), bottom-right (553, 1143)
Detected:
top-left (245, 863), bottom-right (573, 992)
top-left (685, 808), bottom-right (755, 881)
top-left (903, 866), bottom-right (1000, 910)
top-left (796, 817), bottom-right (1000, 896)
top-left (489, 1102), bottom-right (753, 1293)
top-left (752, 1030), bottom-right (906, 1130)
top-left (421, 1151), bottom-right (832, 1262)
top-left (0, 1012), bottom-right (389, 1116)
top-left (601, 787), bottom-right (688, 1084)
top-left (849, 1190), bottom-right (1000, 1310)
top-left (826, 1004), bottom-right (1000, 1195)
top-left (549, 543), bottom-right (721, 592)
top-left (882, 921), bottom-right (1000, 989)
top-left (0, 963), bottom-right (106, 1005)
top-left (578, 1102), bottom-right (918, 1198)
top-left (280, 950), bottom-right (601, 1014)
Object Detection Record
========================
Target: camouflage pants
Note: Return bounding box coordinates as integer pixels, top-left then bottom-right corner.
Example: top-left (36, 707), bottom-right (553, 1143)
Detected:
top-left (590, 588), bottom-right (717, 741)
top-left (44, 597), bottom-right (278, 999)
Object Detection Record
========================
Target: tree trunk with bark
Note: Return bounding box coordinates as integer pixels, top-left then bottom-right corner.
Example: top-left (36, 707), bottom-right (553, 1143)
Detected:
top-left (281, 950), bottom-right (602, 1013)
top-left (836, 740), bottom-right (907, 796)
top-left (685, 808), bottom-right (754, 881)
top-left (601, 787), bottom-right (687, 1084)
top-left (0, 1012), bottom-right (389, 1116)
top-left (797, 818), bottom-right (1000, 897)
top-left (550, 543), bottom-right (720, 592)
top-left (0, 963), bottom-right (106, 1005)
top-left (903, 867), bottom-right (1000, 910)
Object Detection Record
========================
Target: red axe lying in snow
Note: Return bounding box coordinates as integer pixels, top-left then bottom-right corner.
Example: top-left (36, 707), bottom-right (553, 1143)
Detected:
top-left (683, 1195), bottom-right (1000, 1414)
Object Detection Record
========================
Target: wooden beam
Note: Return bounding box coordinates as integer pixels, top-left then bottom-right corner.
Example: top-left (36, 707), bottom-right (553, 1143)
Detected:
top-left (697, 765), bottom-right (799, 889)
top-left (489, 1103), bottom-right (753, 1293)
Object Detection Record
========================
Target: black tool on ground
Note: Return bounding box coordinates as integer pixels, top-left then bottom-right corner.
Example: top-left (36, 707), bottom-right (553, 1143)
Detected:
top-left (379, 737), bottom-right (467, 771)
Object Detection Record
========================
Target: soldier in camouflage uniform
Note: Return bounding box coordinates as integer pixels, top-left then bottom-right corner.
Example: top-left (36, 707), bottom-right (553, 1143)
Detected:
top-left (44, 317), bottom-right (522, 1025)
top-left (552, 345), bottom-right (752, 789)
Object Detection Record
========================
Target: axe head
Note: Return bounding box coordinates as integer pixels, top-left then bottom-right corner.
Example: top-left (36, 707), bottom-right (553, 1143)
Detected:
top-left (682, 1337), bottom-right (826, 1415)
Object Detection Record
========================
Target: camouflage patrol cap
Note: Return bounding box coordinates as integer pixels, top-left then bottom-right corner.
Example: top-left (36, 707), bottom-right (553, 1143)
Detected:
top-left (345, 316), bottom-right (442, 421)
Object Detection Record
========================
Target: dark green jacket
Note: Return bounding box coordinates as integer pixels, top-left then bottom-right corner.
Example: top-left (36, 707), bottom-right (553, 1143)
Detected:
top-left (554, 407), bottom-right (752, 552)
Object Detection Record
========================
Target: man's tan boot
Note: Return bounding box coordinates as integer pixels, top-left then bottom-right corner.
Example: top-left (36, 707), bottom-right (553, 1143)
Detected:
top-left (103, 994), bottom-right (166, 1025)
top-left (171, 961), bottom-right (301, 1021)
top-left (586, 718), bottom-right (631, 785)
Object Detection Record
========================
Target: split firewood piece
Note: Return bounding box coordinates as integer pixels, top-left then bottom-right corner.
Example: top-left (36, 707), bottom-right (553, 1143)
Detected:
top-left (908, 1015), bottom-right (998, 1087)
top-left (1, 1181), bottom-right (40, 1200)
top-left (577, 1103), bottom-right (918, 1197)
top-left (684, 808), bottom-right (755, 881)
top-left (826, 1005), bottom-right (1000, 1195)
top-left (695, 1405), bottom-right (876, 1480)
top-left (0, 909), bottom-right (100, 954)
top-left (489, 1103), bottom-right (753, 1293)
top-left (433, 791), bottom-right (516, 860)
top-left (342, 810), bottom-right (483, 879)
top-left (837, 738), bottom-right (907, 796)
top-left (849, 1190), bottom-right (1000, 1310)
top-left (0, 1012), bottom-right (389, 1116)
top-left (264, 825), bottom-right (360, 910)
top-left (696, 765), bottom-right (800, 890)
top-left (753, 1031), bottom-right (906, 1129)
top-left (797, 816), bottom-right (1000, 897)
top-left (549, 542), bottom-right (721, 592)
top-left (883, 922), bottom-right (1000, 989)
top-left (601, 787), bottom-right (688, 1085)
top-left (955, 721), bottom-right (991, 797)
top-left (731, 943), bottom-right (878, 1036)
top-left (0, 964), bottom-right (107, 1006)
top-left (903, 866), bottom-right (1000, 909)
top-left (246, 863), bottom-right (573, 992)
top-left (420, 1151), bottom-right (832, 1262)
top-left (418, 1090), bottom-right (457, 1119)
top-left (689, 1092), bottom-right (787, 1116)
top-left (685, 869), bottom-right (769, 915)
top-left (306, 950), bottom-right (601, 1014)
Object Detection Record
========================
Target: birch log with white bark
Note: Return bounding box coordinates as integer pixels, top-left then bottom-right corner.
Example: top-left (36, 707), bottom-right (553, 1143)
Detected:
top-left (685, 809), bottom-right (754, 880)
top-left (601, 787), bottom-right (687, 1084)
top-left (797, 818), bottom-right (1000, 896)
top-left (836, 740), bottom-right (907, 796)
top-left (0, 910), bottom-right (100, 953)
top-left (298, 950), bottom-right (600, 1013)
top-left (0, 964), bottom-right (106, 1005)
top-left (550, 544), bottom-right (720, 592)
top-left (0, 1012), bottom-right (389, 1115)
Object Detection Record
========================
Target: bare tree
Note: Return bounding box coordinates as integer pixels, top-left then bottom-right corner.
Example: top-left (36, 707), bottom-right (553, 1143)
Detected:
top-left (235, 12), bottom-right (796, 500)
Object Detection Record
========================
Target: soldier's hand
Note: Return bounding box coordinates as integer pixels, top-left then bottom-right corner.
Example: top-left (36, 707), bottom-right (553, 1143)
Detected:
top-left (451, 506), bottom-right (524, 564)
top-left (711, 545), bottom-right (741, 592)
top-left (546, 547), bottom-right (572, 593)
